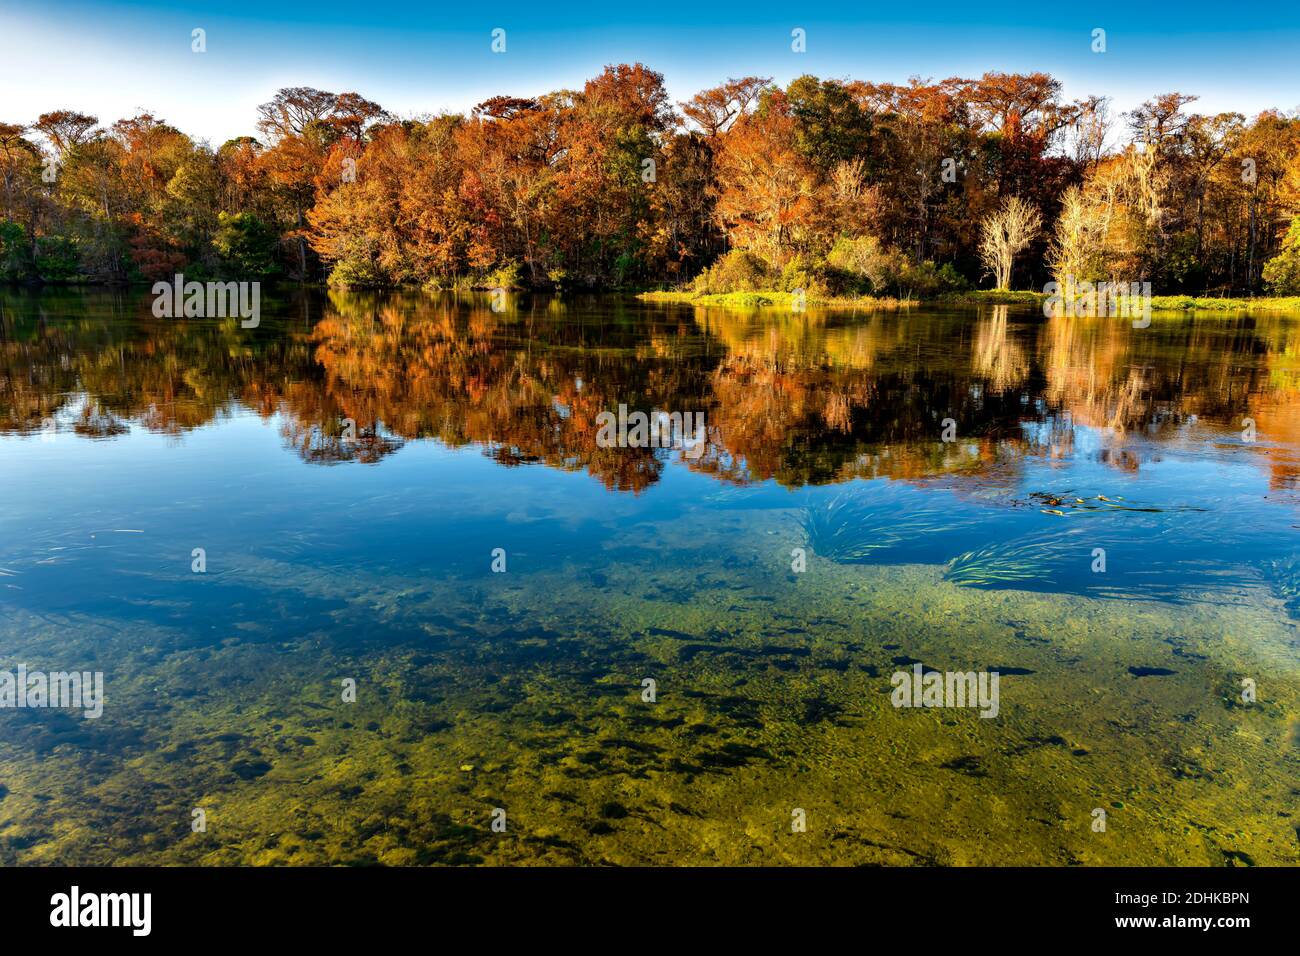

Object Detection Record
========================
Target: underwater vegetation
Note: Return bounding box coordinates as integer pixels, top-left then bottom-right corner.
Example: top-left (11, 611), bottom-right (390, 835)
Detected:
top-left (1025, 491), bottom-right (1207, 517)
top-left (805, 484), bottom-right (1272, 609)
top-left (796, 487), bottom-right (1272, 607)
top-left (1083, 568), bottom-right (1265, 608)
top-left (941, 517), bottom-right (1266, 606)
top-left (1263, 553), bottom-right (1300, 619)
top-left (802, 487), bottom-right (965, 563)
top-left (942, 533), bottom-right (1084, 587)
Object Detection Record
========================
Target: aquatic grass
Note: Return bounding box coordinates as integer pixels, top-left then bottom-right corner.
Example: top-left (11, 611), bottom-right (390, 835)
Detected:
top-left (943, 507), bottom-right (1264, 598)
top-left (1077, 542), bottom-right (1265, 605)
top-left (1085, 574), bottom-right (1262, 608)
top-left (1026, 491), bottom-right (1208, 516)
top-left (1263, 553), bottom-right (1300, 618)
top-left (942, 533), bottom-right (1082, 588)
top-left (802, 488), bottom-right (963, 563)
top-left (942, 290), bottom-right (1300, 314)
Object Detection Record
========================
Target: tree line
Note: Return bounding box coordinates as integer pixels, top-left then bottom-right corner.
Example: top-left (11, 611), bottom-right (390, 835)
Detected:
top-left (2, 65), bottom-right (1299, 296)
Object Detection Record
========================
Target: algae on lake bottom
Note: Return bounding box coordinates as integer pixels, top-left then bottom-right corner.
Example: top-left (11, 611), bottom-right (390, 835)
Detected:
top-left (1, 503), bottom-right (1296, 867)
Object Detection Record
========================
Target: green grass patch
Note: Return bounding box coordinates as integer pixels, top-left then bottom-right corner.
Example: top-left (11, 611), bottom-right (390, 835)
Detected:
top-left (642, 286), bottom-right (1300, 316)
top-left (637, 290), bottom-right (913, 310)
top-left (944, 289), bottom-right (1300, 314)
top-left (1147, 295), bottom-right (1300, 313)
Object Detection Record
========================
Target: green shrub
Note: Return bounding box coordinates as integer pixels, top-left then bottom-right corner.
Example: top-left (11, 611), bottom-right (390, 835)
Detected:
top-left (213, 212), bottom-right (280, 279)
top-left (0, 221), bottom-right (29, 281)
top-left (691, 249), bottom-right (771, 294)
top-left (34, 236), bottom-right (79, 282)
top-left (481, 260), bottom-right (523, 290)
top-left (1264, 221), bottom-right (1300, 296)
top-left (897, 260), bottom-right (967, 297)
top-left (422, 275), bottom-right (474, 292)
top-left (327, 246), bottom-right (388, 288)
top-left (685, 240), bottom-right (967, 301)
top-left (826, 236), bottom-right (908, 294)
top-left (777, 255), bottom-right (832, 298)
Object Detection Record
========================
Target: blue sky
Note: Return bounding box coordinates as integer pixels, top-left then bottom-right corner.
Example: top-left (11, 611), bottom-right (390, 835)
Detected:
top-left (2, 1), bottom-right (1298, 144)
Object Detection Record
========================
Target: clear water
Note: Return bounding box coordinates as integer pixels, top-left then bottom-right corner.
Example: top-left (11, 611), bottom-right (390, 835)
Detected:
top-left (1, 288), bottom-right (1297, 865)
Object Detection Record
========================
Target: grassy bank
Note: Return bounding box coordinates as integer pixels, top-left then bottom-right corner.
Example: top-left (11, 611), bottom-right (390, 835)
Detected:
top-left (637, 290), bottom-right (915, 310)
top-left (946, 290), bottom-right (1300, 313)
top-left (641, 288), bottom-right (1300, 314)
top-left (1149, 295), bottom-right (1300, 312)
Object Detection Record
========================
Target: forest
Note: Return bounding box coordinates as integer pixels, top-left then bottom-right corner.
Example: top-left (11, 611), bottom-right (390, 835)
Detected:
top-left (2, 64), bottom-right (1300, 298)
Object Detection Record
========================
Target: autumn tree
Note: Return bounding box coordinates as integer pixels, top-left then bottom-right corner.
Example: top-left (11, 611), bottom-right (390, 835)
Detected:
top-left (0, 123), bottom-right (38, 224)
top-left (680, 77), bottom-right (769, 137)
top-left (34, 111), bottom-right (99, 156)
top-left (712, 92), bottom-right (818, 267)
top-left (979, 195), bottom-right (1042, 289)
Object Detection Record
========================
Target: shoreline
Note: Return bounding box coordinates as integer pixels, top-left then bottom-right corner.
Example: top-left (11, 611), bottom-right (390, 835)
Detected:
top-left (9, 282), bottom-right (1300, 316)
top-left (637, 289), bottom-right (1300, 314)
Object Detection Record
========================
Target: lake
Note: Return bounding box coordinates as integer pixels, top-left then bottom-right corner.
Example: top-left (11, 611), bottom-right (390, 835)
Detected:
top-left (1, 288), bottom-right (1298, 865)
